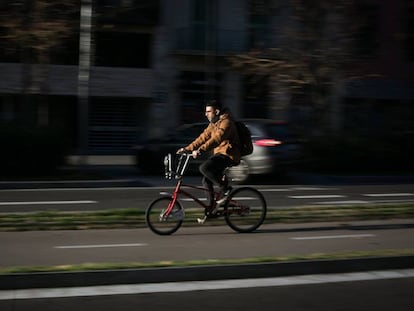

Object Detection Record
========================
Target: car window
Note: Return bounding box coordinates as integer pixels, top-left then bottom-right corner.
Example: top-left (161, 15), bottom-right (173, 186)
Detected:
top-left (175, 123), bottom-right (208, 144)
top-left (245, 124), bottom-right (262, 138)
top-left (265, 124), bottom-right (291, 140)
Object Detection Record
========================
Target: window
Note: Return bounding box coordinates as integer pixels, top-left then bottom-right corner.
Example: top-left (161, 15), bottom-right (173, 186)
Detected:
top-left (49, 34), bottom-right (80, 65)
top-left (242, 74), bottom-right (269, 118)
top-left (0, 95), bottom-right (16, 123)
top-left (96, 0), bottom-right (159, 25)
top-left (402, 0), bottom-right (414, 61)
top-left (0, 29), bottom-right (20, 62)
top-left (353, 3), bottom-right (380, 58)
top-left (249, 0), bottom-right (270, 49)
top-left (191, 0), bottom-right (216, 50)
top-left (94, 32), bottom-right (152, 68)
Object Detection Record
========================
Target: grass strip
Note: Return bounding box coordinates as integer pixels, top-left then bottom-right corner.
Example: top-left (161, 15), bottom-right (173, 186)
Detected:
top-left (0, 203), bottom-right (413, 231)
top-left (1, 249), bottom-right (413, 274)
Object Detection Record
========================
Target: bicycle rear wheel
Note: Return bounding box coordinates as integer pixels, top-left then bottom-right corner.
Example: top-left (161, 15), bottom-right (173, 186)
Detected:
top-left (146, 197), bottom-right (184, 235)
top-left (224, 187), bottom-right (267, 233)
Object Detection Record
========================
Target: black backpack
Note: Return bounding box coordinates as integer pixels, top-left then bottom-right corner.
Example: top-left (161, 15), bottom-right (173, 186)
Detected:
top-left (235, 121), bottom-right (253, 156)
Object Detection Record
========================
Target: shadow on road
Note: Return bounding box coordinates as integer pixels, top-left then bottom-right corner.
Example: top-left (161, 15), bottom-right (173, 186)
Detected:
top-left (256, 222), bottom-right (414, 234)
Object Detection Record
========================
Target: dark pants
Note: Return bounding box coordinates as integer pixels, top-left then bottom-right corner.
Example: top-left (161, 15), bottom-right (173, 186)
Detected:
top-left (199, 154), bottom-right (235, 206)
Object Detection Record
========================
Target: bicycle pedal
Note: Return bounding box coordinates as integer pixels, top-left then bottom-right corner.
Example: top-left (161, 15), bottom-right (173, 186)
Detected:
top-left (197, 216), bottom-right (207, 224)
top-left (208, 208), bottom-right (221, 217)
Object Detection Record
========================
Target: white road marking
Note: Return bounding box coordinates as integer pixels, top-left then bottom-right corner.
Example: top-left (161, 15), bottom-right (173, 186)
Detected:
top-left (314, 200), bottom-right (369, 205)
top-left (261, 187), bottom-right (337, 192)
top-left (182, 197), bottom-right (256, 202)
top-left (291, 187), bottom-right (339, 191)
top-left (0, 186), bottom-right (339, 193)
top-left (0, 187), bottom-right (149, 192)
top-left (288, 195), bottom-right (345, 199)
top-left (0, 269), bottom-right (413, 300)
top-left (291, 234), bottom-right (375, 240)
top-left (0, 200), bottom-right (97, 206)
top-left (55, 243), bottom-right (147, 249)
top-left (364, 193), bottom-right (414, 197)
top-left (228, 197), bottom-right (257, 200)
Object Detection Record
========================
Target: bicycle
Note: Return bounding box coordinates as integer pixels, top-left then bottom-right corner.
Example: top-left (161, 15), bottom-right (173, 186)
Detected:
top-left (145, 152), bottom-right (267, 235)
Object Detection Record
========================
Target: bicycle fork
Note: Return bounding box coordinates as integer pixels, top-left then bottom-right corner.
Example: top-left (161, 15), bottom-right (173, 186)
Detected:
top-left (161, 196), bottom-right (176, 221)
top-left (160, 182), bottom-right (182, 221)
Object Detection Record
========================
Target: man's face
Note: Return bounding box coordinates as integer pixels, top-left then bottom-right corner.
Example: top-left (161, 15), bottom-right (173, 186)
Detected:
top-left (205, 105), bottom-right (219, 123)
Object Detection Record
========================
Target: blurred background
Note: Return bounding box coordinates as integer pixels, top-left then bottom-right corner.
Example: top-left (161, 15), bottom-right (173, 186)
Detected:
top-left (0, 0), bottom-right (413, 178)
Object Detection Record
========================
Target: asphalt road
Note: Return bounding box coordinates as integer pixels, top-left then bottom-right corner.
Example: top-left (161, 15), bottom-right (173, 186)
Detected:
top-left (1, 183), bottom-right (414, 213)
top-left (1, 177), bottom-right (414, 310)
top-left (1, 219), bottom-right (413, 268)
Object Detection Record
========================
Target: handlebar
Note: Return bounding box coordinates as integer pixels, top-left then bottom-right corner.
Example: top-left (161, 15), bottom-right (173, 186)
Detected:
top-left (176, 150), bottom-right (198, 158)
top-left (164, 152), bottom-right (192, 179)
top-left (176, 150), bottom-right (191, 157)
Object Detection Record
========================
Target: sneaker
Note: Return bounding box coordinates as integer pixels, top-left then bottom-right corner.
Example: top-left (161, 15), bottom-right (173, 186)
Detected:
top-left (216, 186), bottom-right (232, 205)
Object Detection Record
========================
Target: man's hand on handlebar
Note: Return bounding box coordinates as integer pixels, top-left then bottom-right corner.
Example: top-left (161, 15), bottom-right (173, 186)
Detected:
top-left (176, 148), bottom-right (200, 158)
top-left (176, 148), bottom-right (186, 154)
top-left (191, 150), bottom-right (200, 159)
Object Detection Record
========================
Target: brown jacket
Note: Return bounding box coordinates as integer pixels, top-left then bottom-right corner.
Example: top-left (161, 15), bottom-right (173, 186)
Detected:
top-left (185, 112), bottom-right (241, 164)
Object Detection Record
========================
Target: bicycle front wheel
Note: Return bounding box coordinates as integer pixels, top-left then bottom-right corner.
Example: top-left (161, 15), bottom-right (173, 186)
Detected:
top-left (224, 187), bottom-right (267, 233)
top-left (146, 197), bottom-right (184, 235)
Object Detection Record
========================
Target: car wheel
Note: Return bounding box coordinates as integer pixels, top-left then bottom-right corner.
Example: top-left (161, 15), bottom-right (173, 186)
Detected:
top-left (227, 159), bottom-right (250, 184)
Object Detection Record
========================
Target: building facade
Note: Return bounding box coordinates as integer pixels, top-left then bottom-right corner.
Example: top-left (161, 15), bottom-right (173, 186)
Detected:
top-left (0, 0), bottom-right (413, 156)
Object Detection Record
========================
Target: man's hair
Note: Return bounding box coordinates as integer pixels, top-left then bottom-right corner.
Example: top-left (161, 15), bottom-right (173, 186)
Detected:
top-left (205, 99), bottom-right (221, 110)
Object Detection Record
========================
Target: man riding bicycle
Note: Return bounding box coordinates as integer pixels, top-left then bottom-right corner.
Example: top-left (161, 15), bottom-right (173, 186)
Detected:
top-left (177, 100), bottom-right (241, 205)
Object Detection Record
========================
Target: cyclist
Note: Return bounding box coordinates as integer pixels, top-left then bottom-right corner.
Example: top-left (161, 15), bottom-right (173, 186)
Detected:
top-left (177, 100), bottom-right (240, 205)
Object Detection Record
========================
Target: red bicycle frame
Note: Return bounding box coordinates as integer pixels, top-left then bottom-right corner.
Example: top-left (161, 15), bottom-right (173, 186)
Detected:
top-left (162, 178), bottom-right (219, 219)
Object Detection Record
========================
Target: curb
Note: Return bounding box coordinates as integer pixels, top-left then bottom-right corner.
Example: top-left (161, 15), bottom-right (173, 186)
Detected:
top-left (1, 255), bottom-right (413, 290)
